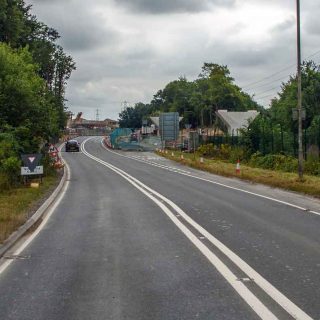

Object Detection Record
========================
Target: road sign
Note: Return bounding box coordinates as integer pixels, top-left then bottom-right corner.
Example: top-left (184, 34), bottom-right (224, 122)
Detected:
top-left (21, 166), bottom-right (44, 176)
top-left (21, 154), bottom-right (42, 172)
top-left (292, 108), bottom-right (306, 121)
top-left (159, 112), bottom-right (179, 141)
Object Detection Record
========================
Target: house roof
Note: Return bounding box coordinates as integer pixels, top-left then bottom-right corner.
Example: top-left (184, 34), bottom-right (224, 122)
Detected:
top-left (216, 110), bottom-right (259, 133)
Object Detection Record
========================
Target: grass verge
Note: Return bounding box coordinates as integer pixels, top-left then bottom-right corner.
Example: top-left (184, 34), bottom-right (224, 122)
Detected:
top-left (157, 151), bottom-right (320, 198)
top-left (0, 173), bottom-right (61, 244)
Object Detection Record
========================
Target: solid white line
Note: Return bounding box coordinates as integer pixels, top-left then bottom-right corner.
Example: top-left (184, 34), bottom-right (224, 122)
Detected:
top-left (83, 138), bottom-right (313, 320)
top-left (101, 140), bottom-right (320, 216)
top-left (81, 139), bottom-right (278, 320)
top-left (0, 146), bottom-right (71, 276)
top-left (101, 142), bottom-right (191, 173)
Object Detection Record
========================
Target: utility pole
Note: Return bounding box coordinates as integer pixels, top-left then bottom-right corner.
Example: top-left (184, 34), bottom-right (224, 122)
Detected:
top-left (296, 0), bottom-right (304, 180)
top-left (95, 108), bottom-right (100, 121)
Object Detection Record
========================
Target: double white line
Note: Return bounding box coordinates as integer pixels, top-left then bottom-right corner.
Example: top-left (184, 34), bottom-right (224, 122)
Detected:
top-left (102, 141), bottom-right (320, 216)
top-left (82, 138), bottom-right (313, 320)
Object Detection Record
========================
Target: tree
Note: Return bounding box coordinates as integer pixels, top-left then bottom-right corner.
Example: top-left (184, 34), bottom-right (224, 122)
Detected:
top-left (0, 43), bottom-right (59, 143)
top-left (0, 0), bottom-right (29, 47)
top-left (118, 103), bottom-right (153, 128)
top-left (0, 0), bottom-right (76, 130)
top-left (121, 63), bottom-right (259, 130)
top-left (241, 60), bottom-right (320, 157)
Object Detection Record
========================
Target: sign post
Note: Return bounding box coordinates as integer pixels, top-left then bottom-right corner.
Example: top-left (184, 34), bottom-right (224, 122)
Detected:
top-left (21, 154), bottom-right (43, 184)
top-left (159, 112), bottom-right (179, 149)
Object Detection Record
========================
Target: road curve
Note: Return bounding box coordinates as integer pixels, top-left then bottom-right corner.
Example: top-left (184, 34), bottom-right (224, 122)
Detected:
top-left (0, 136), bottom-right (319, 320)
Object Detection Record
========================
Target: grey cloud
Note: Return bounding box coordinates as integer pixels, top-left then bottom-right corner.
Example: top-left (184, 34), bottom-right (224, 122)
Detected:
top-left (225, 49), bottom-right (274, 68)
top-left (271, 17), bottom-right (295, 34)
top-left (26, 0), bottom-right (320, 118)
top-left (115, 0), bottom-right (235, 14)
top-left (29, 0), bottom-right (118, 52)
top-left (59, 22), bottom-right (117, 52)
top-left (305, 10), bottom-right (320, 36)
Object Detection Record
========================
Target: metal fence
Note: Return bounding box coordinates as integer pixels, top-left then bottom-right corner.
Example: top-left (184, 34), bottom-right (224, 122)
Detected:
top-left (199, 130), bottom-right (320, 160)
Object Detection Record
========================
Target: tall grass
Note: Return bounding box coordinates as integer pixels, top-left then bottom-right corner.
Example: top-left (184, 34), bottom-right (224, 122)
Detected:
top-left (0, 175), bottom-right (59, 244)
top-left (158, 151), bottom-right (320, 198)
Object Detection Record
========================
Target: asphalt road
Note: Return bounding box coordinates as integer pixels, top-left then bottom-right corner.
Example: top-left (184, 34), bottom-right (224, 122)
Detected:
top-left (0, 136), bottom-right (319, 320)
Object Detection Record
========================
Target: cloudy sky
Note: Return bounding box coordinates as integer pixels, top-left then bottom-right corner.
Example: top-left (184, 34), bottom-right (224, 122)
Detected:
top-left (27, 0), bottom-right (320, 120)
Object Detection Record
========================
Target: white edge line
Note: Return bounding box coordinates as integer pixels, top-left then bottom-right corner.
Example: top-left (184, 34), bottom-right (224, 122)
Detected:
top-left (82, 139), bottom-right (278, 320)
top-left (101, 139), bottom-right (320, 216)
top-left (100, 140), bottom-right (192, 173)
top-left (84, 138), bottom-right (313, 320)
top-left (0, 147), bottom-right (71, 276)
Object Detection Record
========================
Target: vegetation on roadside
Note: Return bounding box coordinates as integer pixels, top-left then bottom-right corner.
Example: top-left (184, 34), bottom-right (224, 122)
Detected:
top-left (196, 144), bottom-right (320, 176)
top-left (118, 63), bottom-right (260, 128)
top-left (0, 173), bottom-right (60, 243)
top-left (158, 151), bottom-right (320, 198)
top-left (0, 1), bottom-right (75, 190)
top-left (0, 2), bottom-right (74, 241)
top-left (119, 58), bottom-right (320, 178)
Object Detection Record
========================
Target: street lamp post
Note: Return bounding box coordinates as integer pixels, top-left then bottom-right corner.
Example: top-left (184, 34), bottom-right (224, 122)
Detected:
top-left (296, 0), bottom-right (304, 180)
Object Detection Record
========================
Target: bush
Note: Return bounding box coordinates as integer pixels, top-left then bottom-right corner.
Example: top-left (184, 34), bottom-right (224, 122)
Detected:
top-left (198, 143), bottom-right (248, 162)
top-left (1, 156), bottom-right (21, 187)
top-left (249, 152), bottom-right (298, 172)
top-left (0, 173), bottom-right (10, 190)
top-left (197, 143), bottom-right (215, 156)
top-left (229, 146), bottom-right (245, 163)
top-left (41, 154), bottom-right (57, 176)
top-left (219, 144), bottom-right (232, 159)
top-left (304, 157), bottom-right (320, 176)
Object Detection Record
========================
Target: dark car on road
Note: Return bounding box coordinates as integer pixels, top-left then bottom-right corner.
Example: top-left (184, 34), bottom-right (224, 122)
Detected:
top-left (65, 140), bottom-right (80, 152)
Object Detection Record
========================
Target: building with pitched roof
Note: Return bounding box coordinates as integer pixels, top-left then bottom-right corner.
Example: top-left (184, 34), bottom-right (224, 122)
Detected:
top-left (216, 110), bottom-right (259, 136)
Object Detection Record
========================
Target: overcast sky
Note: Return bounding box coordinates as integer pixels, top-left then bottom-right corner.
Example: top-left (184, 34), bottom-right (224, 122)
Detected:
top-left (27, 0), bottom-right (320, 120)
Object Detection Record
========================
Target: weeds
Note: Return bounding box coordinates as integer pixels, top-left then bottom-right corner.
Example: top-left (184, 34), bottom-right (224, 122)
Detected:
top-left (0, 174), bottom-right (59, 244)
top-left (158, 151), bottom-right (320, 198)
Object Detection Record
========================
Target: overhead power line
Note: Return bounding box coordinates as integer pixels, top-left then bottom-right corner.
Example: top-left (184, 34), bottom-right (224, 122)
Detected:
top-left (241, 49), bottom-right (320, 90)
top-left (246, 74), bottom-right (291, 91)
top-left (306, 49), bottom-right (320, 59)
top-left (253, 86), bottom-right (280, 98)
top-left (254, 93), bottom-right (278, 101)
top-left (242, 65), bottom-right (295, 89)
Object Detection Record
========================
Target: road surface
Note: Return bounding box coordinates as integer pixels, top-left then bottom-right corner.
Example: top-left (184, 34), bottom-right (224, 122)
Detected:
top-left (0, 136), bottom-right (319, 320)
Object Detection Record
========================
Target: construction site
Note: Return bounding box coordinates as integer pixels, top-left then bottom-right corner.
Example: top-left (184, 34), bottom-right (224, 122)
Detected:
top-left (65, 112), bottom-right (119, 137)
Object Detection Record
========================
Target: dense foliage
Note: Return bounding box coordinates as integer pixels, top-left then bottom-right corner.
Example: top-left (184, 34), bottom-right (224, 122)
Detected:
top-left (243, 61), bottom-right (320, 159)
top-left (0, 0), bottom-right (76, 188)
top-left (119, 60), bottom-right (320, 175)
top-left (118, 103), bottom-right (152, 129)
top-left (195, 61), bottom-right (320, 175)
top-left (118, 63), bottom-right (260, 128)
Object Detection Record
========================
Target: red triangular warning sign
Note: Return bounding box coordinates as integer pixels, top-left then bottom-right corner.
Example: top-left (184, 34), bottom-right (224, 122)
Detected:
top-left (29, 157), bottom-right (36, 163)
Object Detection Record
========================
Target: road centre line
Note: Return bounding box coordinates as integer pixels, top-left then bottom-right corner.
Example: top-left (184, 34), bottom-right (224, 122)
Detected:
top-left (82, 140), bottom-right (277, 319)
top-left (99, 140), bottom-right (191, 174)
top-left (84, 138), bottom-right (313, 320)
top-left (101, 140), bottom-right (320, 216)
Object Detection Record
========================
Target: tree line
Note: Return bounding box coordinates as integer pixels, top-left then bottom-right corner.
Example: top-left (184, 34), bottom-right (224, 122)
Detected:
top-left (0, 0), bottom-right (76, 188)
top-left (243, 61), bottom-right (320, 160)
top-left (119, 63), bottom-right (260, 129)
top-left (119, 61), bottom-right (320, 169)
